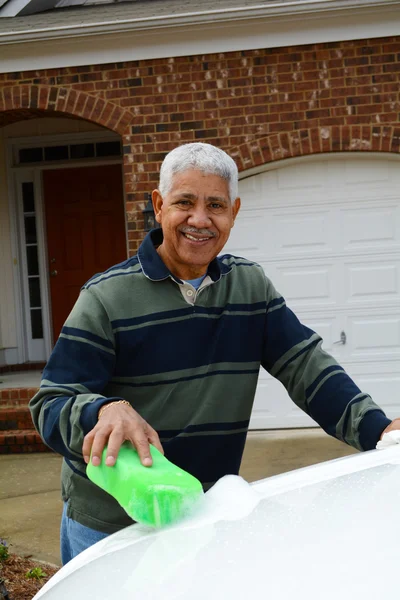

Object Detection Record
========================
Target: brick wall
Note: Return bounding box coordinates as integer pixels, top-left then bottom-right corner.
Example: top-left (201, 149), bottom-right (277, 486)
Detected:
top-left (1, 36), bottom-right (399, 253)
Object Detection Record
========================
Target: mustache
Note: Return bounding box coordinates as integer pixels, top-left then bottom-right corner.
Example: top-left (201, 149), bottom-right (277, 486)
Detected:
top-left (179, 226), bottom-right (216, 238)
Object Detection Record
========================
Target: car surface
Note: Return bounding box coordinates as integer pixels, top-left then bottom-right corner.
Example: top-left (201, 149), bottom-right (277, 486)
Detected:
top-left (34, 445), bottom-right (400, 600)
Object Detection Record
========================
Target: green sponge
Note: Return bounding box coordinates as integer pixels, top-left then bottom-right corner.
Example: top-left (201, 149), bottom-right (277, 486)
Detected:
top-left (86, 442), bottom-right (204, 527)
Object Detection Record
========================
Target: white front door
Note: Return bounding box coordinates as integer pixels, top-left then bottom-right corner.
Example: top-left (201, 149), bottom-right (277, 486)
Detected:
top-left (227, 156), bottom-right (400, 428)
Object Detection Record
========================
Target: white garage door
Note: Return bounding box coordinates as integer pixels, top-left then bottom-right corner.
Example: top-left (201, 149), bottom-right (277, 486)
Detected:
top-left (226, 156), bottom-right (400, 429)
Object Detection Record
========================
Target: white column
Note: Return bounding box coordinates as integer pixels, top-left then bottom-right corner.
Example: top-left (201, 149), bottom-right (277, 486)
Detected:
top-left (0, 134), bottom-right (18, 356)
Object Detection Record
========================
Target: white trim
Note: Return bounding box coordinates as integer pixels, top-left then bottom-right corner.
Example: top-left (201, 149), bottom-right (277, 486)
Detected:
top-left (5, 142), bottom-right (26, 364)
top-left (10, 130), bottom-right (121, 169)
top-left (10, 130), bottom-right (119, 160)
top-left (35, 169), bottom-right (52, 359)
top-left (14, 169), bottom-right (48, 361)
top-left (0, 0), bottom-right (30, 16)
top-left (12, 157), bottom-right (123, 171)
top-left (1, 3), bottom-right (400, 73)
top-left (238, 151), bottom-right (400, 181)
top-left (1, 0), bottom-right (399, 41)
top-left (7, 129), bottom-right (126, 360)
top-left (0, 0), bottom-right (55, 17)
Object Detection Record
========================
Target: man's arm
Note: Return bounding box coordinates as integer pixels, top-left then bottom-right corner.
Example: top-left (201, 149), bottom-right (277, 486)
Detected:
top-left (29, 288), bottom-right (162, 466)
top-left (261, 281), bottom-right (391, 451)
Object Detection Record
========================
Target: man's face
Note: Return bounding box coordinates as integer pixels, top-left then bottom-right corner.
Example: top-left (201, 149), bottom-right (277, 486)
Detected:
top-left (153, 169), bottom-right (241, 280)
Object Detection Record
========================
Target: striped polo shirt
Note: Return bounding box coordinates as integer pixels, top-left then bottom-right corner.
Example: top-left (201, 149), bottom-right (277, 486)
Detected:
top-left (29, 229), bottom-right (390, 533)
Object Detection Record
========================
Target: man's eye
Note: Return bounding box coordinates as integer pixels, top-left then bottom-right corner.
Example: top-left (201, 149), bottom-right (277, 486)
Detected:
top-left (210, 203), bottom-right (223, 210)
top-left (177, 200), bottom-right (191, 206)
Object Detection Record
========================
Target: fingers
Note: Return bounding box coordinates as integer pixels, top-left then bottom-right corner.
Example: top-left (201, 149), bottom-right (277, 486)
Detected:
top-left (146, 425), bottom-right (164, 455)
top-left (82, 429), bottom-right (96, 464)
top-left (104, 426), bottom-right (125, 467)
top-left (89, 428), bottom-right (110, 467)
top-left (130, 428), bottom-right (153, 467)
top-left (82, 406), bottom-right (162, 469)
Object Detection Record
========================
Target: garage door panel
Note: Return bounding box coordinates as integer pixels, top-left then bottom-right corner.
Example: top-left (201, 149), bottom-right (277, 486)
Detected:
top-left (238, 175), bottom-right (265, 208)
top-left (276, 162), bottom-right (325, 190)
top-left (252, 160), bottom-right (400, 210)
top-left (341, 205), bottom-right (399, 251)
top-left (343, 159), bottom-right (391, 185)
top-left (345, 313), bottom-right (400, 359)
top-left (270, 210), bottom-right (334, 257)
top-left (272, 262), bottom-right (337, 308)
top-left (345, 260), bottom-right (400, 305)
top-left (223, 210), bottom-right (266, 260)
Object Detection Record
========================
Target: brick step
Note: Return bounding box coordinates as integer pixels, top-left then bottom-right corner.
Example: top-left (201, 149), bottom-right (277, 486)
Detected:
top-left (0, 387), bottom-right (38, 407)
top-left (0, 387), bottom-right (53, 454)
top-left (0, 406), bottom-right (34, 431)
top-left (0, 398), bottom-right (31, 407)
top-left (0, 429), bottom-right (49, 454)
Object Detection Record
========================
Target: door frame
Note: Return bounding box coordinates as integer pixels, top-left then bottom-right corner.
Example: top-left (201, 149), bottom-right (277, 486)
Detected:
top-left (6, 130), bottom-right (126, 362)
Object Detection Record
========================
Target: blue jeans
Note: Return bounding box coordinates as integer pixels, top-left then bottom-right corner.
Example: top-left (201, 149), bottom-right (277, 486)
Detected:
top-left (60, 503), bottom-right (109, 565)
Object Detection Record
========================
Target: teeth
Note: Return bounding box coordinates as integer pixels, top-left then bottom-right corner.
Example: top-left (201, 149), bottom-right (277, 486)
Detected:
top-left (184, 233), bottom-right (210, 242)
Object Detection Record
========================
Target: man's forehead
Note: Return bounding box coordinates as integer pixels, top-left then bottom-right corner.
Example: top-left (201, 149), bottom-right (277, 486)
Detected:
top-left (169, 169), bottom-right (229, 193)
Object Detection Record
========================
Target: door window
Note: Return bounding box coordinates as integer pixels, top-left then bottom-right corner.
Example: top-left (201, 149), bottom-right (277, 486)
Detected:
top-left (18, 176), bottom-right (47, 361)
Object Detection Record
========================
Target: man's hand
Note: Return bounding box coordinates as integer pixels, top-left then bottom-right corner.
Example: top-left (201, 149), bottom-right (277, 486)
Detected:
top-left (380, 418), bottom-right (400, 440)
top-left (82, 402), bottom-right (163, 467)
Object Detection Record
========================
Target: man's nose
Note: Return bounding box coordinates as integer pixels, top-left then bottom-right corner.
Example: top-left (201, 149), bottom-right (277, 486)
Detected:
top-left (187, 205), bottom-right (212, 228)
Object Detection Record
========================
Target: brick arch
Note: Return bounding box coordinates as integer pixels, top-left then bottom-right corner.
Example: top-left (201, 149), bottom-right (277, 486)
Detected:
top-left (0, 84), bottom-right (134, 135)
top-left (230, 125), bottom-right (400, 172)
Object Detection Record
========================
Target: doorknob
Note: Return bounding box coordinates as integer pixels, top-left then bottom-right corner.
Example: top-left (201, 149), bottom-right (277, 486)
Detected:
top-left (50, 270), bottom-right (58, 277)
top-left (333, 331), bottom-right (346, 345)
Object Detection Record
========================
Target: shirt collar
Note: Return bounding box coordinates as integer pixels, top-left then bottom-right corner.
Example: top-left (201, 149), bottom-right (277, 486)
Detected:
top-left (137, 228), bottom-right (231, 283)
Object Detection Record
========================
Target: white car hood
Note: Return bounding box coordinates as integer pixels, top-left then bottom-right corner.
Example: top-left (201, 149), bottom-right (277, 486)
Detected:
top-left (34, 447), bottom-right (400, 599)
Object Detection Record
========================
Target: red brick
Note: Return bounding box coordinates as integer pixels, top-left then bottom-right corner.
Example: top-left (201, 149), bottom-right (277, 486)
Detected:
top-left (299, 130), bottom-right (312, 155)
top-left (0, 37), bottom-right (399, 249)
top-left (74, 92), bottom-right (87, 115)
top-left (38, 86), bottom-right (50, 109)
top-left (15, 432), bottom-right (26, 444)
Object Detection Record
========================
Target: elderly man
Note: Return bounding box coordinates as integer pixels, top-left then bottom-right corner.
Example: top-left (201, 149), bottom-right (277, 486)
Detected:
top-left (30, 142), bottom-right (399, 564)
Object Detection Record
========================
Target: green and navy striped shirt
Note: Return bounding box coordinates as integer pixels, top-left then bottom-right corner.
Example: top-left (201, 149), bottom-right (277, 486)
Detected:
top-left (30, 229), bottom-right (390, 533)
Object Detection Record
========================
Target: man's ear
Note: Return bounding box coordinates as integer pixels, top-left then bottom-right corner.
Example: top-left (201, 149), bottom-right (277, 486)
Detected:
top-left (232, 197), bottom-right (241, 224)
top-left (152, 190), bottom-right (163, 224)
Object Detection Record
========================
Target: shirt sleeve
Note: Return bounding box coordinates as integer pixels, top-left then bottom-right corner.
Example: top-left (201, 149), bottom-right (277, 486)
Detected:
top-left (29, 288), bottom-right (124, 459)
top-left (261, 278), bottom-right (391, 451)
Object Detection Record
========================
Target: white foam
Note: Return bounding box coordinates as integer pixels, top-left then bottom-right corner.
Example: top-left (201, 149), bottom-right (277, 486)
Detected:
top-left (178, 475), bottom-right (262, 530)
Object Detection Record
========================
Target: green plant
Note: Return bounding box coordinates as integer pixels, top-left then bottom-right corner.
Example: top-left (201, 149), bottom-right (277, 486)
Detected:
top-left (0, 539), bottom-right (9, 562)
top-left (25, 567), bottom-right (47, 580)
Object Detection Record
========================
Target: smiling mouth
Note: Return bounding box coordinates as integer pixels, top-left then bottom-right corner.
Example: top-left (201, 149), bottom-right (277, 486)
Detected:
top-left (182, 232), bottom-right (213, 242)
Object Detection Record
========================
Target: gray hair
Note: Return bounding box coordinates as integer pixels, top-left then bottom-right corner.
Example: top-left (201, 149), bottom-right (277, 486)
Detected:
top-left (159, 143), bottom-right (239, 202)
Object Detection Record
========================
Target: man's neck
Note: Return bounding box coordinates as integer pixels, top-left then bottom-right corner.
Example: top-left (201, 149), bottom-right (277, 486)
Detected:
top-left (156, 245), bottom-right (208, 280)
